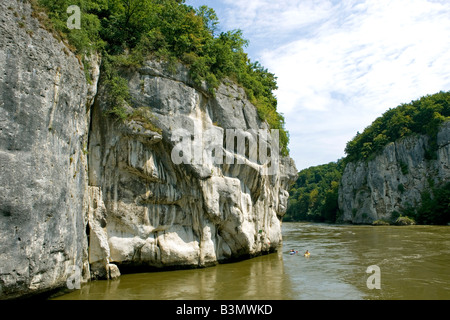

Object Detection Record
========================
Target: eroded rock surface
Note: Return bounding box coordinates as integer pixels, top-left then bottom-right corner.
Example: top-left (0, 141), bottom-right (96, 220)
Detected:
top-left (88, 61), bottom-right (297, 275)
top-left (339, 121), bottom-right (450, 224)
top-left (0, 0), bottom-right (99, 298)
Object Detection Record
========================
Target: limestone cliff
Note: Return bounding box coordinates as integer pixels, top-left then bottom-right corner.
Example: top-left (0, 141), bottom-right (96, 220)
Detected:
top-left (0, 0), bottom-right (100, 298)
top-left (0, 0), bottom-right (296, 299)
top-left (338, 121), bottom-right (450, 224)
top-left (87, 60), bottom-right (297, 277)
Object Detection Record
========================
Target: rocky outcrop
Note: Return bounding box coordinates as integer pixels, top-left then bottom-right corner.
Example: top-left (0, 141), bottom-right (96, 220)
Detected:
top-left (0, 0), bottom-right (296, 299)
top-left (87, 61), bottom-right (297, 276)
top-left (0, 0), bottom-right (100, 298)
top-left (338, 121), bottom-right (450, 224)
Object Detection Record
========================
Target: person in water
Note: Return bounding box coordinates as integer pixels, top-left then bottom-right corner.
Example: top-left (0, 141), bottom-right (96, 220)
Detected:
top-left (304, 250), bottom-right (310, 257)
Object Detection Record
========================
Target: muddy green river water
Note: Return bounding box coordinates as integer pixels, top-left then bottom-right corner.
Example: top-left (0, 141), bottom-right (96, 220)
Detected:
top-left (55, 222), bottom-right (450, 300)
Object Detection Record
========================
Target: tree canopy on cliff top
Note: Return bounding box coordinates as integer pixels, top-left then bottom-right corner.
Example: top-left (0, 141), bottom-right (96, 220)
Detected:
top-left (35, 0), bottom-right (289, 155)
top-left (344, 91), bottom-right (450, 162)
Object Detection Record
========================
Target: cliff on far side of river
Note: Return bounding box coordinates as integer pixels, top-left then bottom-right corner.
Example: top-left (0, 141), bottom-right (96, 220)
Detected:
top-left (339, 121), bottom-right (450, 224)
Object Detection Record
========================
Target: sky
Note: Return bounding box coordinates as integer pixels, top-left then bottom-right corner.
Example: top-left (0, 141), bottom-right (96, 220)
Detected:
top-left (185, 0), bottom-right (450, 171)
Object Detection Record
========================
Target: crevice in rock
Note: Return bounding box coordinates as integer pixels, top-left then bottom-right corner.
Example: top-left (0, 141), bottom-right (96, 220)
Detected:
top-left (85, 222), bottom-right (90, 249)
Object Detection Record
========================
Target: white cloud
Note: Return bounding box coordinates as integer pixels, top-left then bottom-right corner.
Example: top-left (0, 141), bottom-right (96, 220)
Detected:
top-left (221, 0), bottom-right (334, 32)
top-left (188, 0), bottom-right (450, 170)
top-left (262, 0), bottom-right (450, 169)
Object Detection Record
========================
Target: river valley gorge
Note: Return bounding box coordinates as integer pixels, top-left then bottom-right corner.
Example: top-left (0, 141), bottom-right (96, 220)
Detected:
top-left (1, 0), bottom-right (449, 302)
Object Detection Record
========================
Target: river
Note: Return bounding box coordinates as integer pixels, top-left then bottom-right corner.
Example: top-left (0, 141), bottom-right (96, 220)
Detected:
top-left (54, 222), bottom-right (450, 300)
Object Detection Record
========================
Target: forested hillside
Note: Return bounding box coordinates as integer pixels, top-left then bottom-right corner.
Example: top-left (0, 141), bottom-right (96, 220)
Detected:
top-left (284, 161), bottom-right (344, 222)
top-left (33, 0), bottom-right (289, 154)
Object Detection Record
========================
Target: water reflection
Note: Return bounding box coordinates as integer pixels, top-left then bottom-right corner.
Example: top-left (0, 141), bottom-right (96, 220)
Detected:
top-left (57, 250), bottom-right (296, 300)
top-left (55, 223), bottom-right (450, 300)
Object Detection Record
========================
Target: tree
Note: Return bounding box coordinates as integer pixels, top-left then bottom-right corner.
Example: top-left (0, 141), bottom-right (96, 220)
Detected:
top-left (196, 5), bottom-right (219, 36)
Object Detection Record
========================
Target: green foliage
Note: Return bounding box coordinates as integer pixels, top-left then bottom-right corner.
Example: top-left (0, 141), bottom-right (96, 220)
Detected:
top-left (400, 182), bottom-right (450, 225)
top-left (36, 0), bottom-right (105, 55)
top-left (372, 220), bottom-right (390, 226)
top-left (105, 75), bottom-right (130, 106)
top-left (395, 216), bottom-right (416, 226)
top-left (104, 105), bottom-right (128, 121)
top-left (128, 107), bottom-right (162, 134)
top-left (35, 0), bottom-right (289, 155)
top-left (345, 91), bottom-right (450, 162)
top-left (390, 210), bottom-right (401, 221)
top-left (100, 54), bottom-right (132, 120)
top-left (285, 160), bottom-right (345, 222)
top-left (415, 182), bottom-right (450, 225)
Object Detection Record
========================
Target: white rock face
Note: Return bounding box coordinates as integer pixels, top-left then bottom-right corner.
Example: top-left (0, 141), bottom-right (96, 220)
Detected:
top-left (338, 121), bottom-right (450, 223)
top-left (0, 0), bottom-right (100, 298)
top-left (88, 61), bottom-right (297, 274)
